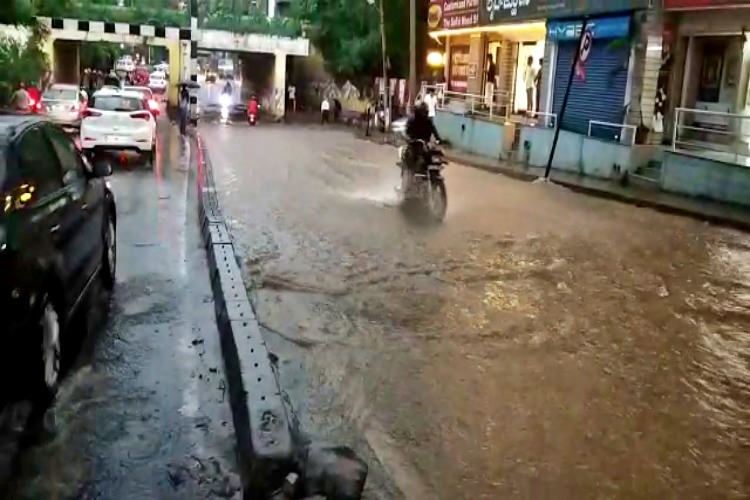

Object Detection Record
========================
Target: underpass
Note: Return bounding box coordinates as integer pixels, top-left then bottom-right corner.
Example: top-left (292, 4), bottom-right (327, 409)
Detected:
top-left (201, 122), bottom-right (750, 499)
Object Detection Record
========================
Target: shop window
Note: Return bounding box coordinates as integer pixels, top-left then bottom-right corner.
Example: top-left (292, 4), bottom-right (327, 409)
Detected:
top-left (698, 42), bottom-right (725, 103)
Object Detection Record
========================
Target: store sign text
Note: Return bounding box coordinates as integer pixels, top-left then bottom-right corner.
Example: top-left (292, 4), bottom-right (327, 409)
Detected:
top-left (443, 0), bottom-right (479, 29)
top-left (547, 16), bottom-right (630, 41)
top-left (485, 0), bottom-right (531, 21)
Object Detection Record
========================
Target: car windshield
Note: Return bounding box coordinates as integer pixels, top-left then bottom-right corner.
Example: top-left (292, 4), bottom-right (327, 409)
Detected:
top-left (91, 95), bottom-right (143, 112)
top-left (44, 88), bottom-right (77, 101)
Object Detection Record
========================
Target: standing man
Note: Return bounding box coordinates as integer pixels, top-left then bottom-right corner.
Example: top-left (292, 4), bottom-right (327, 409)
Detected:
top-left (320, 96), bottom-right (330, 124)
top-left (424, 87), bottom-right (438, 126)
top-left (524, 56), bottom-right (537, 115)
top-left (484, 54), bottom-right (496, 109)
top-left (287, 84), bottom-right (296, 114)
top-left (534, 58), bottom-right (543, 116)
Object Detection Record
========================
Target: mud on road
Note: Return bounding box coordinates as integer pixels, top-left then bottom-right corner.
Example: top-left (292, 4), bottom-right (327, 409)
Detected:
top-left (203, 123), bottom-right (749, 499)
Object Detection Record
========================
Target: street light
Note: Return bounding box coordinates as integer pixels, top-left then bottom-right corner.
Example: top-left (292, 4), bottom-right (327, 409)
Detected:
top-left (367, 0), bottom-right (390, 131)
top-left (426, 51), bottom-right (444, 68)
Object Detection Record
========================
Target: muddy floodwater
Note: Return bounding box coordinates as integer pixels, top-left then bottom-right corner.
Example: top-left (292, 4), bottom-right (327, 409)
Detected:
top-left (203, 124), bottom-right (749, 499)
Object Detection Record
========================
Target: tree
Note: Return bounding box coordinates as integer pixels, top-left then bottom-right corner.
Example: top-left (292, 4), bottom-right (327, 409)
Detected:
top-left (295, 0), bottom-right (409, 82)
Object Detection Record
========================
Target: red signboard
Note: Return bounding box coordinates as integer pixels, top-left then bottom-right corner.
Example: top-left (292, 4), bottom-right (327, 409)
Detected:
top-left (664, 0), bottom-right (750, 8)
top-left (449, 45), bottom-right (471, 92)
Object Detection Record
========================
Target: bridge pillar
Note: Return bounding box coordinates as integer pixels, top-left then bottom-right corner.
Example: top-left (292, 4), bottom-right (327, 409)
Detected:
top-left (53, 40), bottom-right (80, 85)
top-left (273, 50), bottom-right (287, 118)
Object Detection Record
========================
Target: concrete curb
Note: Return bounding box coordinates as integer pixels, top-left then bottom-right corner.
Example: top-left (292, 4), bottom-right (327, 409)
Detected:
top-left (192, 132), bottom-right (295, 496)
top-left (192, 132), bottom-right (370, 499)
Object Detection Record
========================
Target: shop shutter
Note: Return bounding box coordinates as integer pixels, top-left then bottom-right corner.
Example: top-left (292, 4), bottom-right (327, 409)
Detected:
top-left (552, 40), bottom-right (630, 140)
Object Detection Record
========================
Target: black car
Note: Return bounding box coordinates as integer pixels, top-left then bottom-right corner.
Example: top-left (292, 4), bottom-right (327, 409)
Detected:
top-left (0, 113), bottom-right (117, 404)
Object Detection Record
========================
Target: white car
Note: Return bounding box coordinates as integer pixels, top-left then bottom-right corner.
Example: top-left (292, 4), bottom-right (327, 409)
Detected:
top-left (155, 62), bottom-right (169, 74)
top-left (80, 88), bottom-right (157, 167)
top-left (41, 84), bottom-right (89, 128)
top-left (124, 85), bottom-right (161, 109)
top-left (148, 71), bottom-right (168, 92)
top-left (115, 56), bottom-right (135, 73)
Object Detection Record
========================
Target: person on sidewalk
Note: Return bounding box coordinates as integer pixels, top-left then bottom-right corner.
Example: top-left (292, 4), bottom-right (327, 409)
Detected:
top-left (178, 86), bottom-right (190, 136)
top-left (321, 97), bottom-right (330, 124)
top-left (424, 88), bottom-right (438, 127)
top-left (534, 58), bottom-right (543, 115)
top-left (11, 82), bottom-right (29, 112)
top-left (484, 54), bottom-right (496, 109)
top-left (524, 56), bottom-right (537, 115)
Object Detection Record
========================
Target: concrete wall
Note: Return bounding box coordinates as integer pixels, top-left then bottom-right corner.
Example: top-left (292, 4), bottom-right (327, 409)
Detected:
top-left (434, 110), bottom-right (505, 160)
top-left (661, 151), bottom-right (750, 206)
top-left (199, 29), bottom-right (309, 57)
top-left (519, 127), bottom-right (582, 173)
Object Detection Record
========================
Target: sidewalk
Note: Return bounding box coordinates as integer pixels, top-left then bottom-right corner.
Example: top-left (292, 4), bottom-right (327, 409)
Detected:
top-left (354, 128), bottom-right (750, 232)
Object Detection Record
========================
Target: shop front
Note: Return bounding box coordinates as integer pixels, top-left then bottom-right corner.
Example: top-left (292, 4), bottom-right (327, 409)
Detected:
top-left (547, 16), bottom-right (632, 140)
top-left (658, 0), bottom-right (750, 206)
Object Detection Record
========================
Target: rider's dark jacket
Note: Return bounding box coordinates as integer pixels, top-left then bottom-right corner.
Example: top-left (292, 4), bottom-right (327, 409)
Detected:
top-left (406, 106), bottom-right (441, 142)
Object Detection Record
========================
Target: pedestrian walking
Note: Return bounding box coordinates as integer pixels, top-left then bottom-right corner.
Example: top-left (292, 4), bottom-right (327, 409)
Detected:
top-left (321, 97), bottom-right (330, 124)
top-left (179, 86), bottom-right (190, 136)
top-left (424, 88), bottom-right (438, 125)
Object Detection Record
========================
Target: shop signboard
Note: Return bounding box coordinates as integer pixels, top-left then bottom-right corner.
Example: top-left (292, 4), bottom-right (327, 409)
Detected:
top-left (478, 0), bottom-right (650, 26)
top-left (547, 16), bottom-right (631, 41)
top-left (429, 0), bottom-right (479, 30)
top-left (449, 45), bottom-right (471, 91)
top-left (664, 0), bottom-right (750, 8)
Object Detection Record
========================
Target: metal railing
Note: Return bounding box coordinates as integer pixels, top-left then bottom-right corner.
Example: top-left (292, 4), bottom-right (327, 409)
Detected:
top-left (420, 83), bottom-right (558, 127)
top-left (673, 107), bottom-right (750, 164)
top-left (587, 120), bottom-right (638, 146)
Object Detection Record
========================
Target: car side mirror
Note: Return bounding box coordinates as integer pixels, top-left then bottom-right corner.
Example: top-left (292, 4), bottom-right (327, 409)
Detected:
top-left (90, 157), bottom-right (113, 177)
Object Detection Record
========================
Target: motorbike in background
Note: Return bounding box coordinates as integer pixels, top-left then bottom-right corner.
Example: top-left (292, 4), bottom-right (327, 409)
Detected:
top-left (396, 138), bottom-right (448, 223)
top-left (219, 93), bottom-right (231, 124)
top-left (247, 106), bottom-right (259, 126)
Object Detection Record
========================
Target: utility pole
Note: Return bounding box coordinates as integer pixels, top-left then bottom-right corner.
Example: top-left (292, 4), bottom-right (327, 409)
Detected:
top-left (370, 0), bottom-right (390, 130)
top-left (408, 0), bottom-right (416, 111)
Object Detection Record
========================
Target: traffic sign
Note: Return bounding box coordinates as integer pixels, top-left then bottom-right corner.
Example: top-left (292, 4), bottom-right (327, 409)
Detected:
top-left (575, 27), bottom-right (593, 81)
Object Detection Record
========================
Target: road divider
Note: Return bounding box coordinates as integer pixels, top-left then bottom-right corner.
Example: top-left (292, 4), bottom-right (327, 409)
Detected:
top-left (192, 130), bottom-right (368, 499)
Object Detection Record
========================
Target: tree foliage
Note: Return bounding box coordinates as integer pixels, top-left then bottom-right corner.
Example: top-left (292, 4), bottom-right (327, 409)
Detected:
top-left (295, 0), bottom-right (409, 81)
top-left (0, 22), bottom-right (50, 105)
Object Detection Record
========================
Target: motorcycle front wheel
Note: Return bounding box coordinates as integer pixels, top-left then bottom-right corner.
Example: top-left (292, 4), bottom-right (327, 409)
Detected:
top-left (427, 177), bottom-right (447, 223)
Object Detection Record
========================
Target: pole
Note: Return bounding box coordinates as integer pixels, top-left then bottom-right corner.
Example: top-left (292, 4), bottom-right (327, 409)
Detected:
top-left (408, 0), bottom-right (416, 112)
top-left (378, 0), bottom-right (390, 131)
top-left (543, 19), bottom-right (588, 179)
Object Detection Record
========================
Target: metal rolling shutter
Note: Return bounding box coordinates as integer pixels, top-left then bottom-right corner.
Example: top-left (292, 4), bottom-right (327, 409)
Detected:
top-left (552, 40), bottom-right (630, 140)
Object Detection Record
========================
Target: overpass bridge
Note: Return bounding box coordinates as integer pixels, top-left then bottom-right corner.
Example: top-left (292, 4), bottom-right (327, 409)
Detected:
top-left (28, 12), bottom-right (309, 116)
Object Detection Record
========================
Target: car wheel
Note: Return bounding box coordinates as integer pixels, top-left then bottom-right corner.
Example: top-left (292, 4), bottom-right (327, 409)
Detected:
top-left (35, 292), bottom-right (62, 401)
top-left (102, 213), bottom-right (116, 290)
top-left (144, 142), bottom-right (155, 168)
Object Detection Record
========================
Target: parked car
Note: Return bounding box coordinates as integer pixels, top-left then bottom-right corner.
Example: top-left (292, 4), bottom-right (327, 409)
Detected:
top-left (40, 84), bottom-right (88, 129)
top-left (0, 113), bottom-right (116, 404)
top-left (80, 88), bottom-right (158, 167)
top-left (148, 71), bottom-right (168, 92)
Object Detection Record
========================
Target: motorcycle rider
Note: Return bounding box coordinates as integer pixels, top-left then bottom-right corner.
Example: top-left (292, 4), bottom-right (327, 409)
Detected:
top-left (247, 93), bottom-right (259, 122)
top-left (406, 100), bottom-right (442, 144)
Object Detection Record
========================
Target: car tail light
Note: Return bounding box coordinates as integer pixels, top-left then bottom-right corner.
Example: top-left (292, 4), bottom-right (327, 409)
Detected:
top-left (130, 111), bottom-right (151, 120)
top-left (148, 99), bottom-right (158, 111)
top-left (83, 109), bottom-right (101, 118)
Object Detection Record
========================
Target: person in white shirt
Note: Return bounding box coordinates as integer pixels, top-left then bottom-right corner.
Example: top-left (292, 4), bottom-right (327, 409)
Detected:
top-left (423, 88), bottom-right (437, 119)
top-left (321, 97), bottom-right (330, 124)
top-left (524, 56), bottom-right (537, 115)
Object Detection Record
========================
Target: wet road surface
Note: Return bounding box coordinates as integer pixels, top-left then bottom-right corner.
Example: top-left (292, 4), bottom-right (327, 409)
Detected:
top-left (0, 123), bottom-right (240, 499)
top-left (202, 122), bottom-right (750, 499)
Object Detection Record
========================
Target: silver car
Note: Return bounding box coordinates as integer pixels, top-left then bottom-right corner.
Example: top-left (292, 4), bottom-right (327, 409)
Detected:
top-left (42, 84), bottom-right (88, 128)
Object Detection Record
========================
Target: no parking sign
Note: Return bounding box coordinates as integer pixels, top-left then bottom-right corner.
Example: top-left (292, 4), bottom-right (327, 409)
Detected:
top-left (575, 27), bottom-right (593, 81)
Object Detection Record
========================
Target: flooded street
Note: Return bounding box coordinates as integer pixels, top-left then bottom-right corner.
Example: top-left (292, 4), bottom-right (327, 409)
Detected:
top-left (203, 123), bottom-right (749, 499)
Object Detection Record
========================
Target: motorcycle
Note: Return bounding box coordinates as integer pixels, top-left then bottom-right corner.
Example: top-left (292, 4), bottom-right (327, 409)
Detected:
top-left (247, 105), bottom-right (259, 126)
top-left (219, 93), bottom-right (231, 124)
top-left (397, 139), bottom-right (448, 223)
